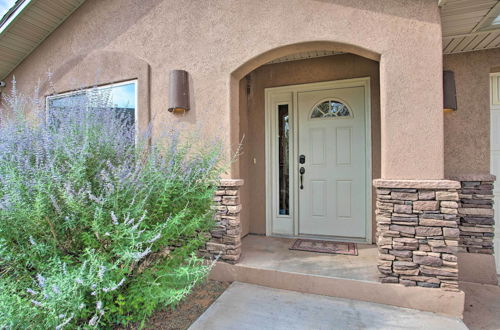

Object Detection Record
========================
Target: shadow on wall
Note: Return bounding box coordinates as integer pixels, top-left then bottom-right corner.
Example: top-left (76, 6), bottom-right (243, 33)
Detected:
top-left (312, 0), bottom-right (440, 23)
top-left (29, 0), bottom-right (163, 95)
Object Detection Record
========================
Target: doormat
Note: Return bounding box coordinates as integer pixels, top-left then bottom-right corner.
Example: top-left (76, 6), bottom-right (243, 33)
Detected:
top-left (290, 239), bottom-right (358, 255)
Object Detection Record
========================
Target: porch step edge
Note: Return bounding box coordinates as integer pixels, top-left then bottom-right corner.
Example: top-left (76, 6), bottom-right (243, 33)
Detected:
top-left (209, 261), bottom-right (465, 319)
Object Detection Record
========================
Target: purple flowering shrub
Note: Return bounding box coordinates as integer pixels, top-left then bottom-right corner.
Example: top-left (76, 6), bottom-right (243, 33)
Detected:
top-left (0, 81), bottom-right (224, 328)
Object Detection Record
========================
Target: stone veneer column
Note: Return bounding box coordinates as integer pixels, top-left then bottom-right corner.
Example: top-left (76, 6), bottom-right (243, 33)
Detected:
top-left (201, 179), bottom-right (243, 263)
top-left (450, 175), bottom-right (496, 254)
top-left (374, 179), bottom-right (462, 291)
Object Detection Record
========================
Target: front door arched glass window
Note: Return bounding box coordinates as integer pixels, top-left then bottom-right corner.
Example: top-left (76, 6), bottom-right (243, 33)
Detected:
top-left (310, 100), bottom-right (351, 118)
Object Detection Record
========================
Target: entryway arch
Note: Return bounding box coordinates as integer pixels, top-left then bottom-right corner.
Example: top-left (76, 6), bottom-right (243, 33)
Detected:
top-left (230, 41), bottom-right (380, 82)
top-left (228, 41), bottom-right (381, 241)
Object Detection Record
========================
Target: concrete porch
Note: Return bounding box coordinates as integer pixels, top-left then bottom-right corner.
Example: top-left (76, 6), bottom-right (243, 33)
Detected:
top-left (209, 235), bottom-right (465, 318)
top-left (237, 235), bottom-right (379, 282)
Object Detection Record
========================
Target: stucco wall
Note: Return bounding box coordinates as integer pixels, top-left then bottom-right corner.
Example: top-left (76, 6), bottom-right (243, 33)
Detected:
top-left (238, 54), bottom-right (380, 236)
top-left (443, 48), bottom-right (500, 177)
top-left (1, 0), bottom-right (444, 180)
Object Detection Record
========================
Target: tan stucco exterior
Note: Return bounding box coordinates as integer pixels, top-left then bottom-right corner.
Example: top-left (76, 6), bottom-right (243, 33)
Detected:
top-left (238, 54), bottom-right (380, 236)
top-left (2, 0), bottom-right (444, 180)
top-left (0, 0), bottom-right (497, 303)
top-left (443, 48), bottom-right (500, 177)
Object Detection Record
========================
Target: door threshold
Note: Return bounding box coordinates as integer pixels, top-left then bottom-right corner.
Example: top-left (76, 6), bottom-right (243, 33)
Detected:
top-left (269, 233), bottom-right (371, 244)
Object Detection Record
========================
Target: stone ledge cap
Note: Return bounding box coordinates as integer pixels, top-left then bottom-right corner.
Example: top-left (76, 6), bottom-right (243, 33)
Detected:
top-left (447, 174), bottom-right (496, 182)
top-left (219, 179), bottom-right (244, 187)
top-left (373, 179), bottom-right (460, 189)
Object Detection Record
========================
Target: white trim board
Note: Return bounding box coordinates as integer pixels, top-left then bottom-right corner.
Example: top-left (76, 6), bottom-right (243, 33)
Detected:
top-left (264, 77), bottom-right (372, 243)
top-left (489, 72), bottom-right (500, 274)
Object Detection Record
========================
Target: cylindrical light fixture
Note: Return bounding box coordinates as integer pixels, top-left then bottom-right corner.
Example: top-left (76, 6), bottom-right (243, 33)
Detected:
top-left (168, 70), bottom-right (190, 112)
top-left (443, 70), bottom-right (457, 112)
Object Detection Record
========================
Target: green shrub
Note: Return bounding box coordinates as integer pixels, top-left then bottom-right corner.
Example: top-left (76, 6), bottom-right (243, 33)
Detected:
top-left (0, 81), bottom-right (225, 328)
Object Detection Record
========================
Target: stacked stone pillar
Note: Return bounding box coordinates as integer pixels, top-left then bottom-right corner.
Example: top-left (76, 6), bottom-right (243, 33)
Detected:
top-left (451, 175), bottom-right (496, 254)
top-left (374, 180), bottom-right (461, 291)
top-left (201, 179), bottom-right (243, 263)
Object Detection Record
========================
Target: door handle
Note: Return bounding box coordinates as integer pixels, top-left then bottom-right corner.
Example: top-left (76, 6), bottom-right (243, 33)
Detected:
top-left (299, 167), bottom-right (305, 190)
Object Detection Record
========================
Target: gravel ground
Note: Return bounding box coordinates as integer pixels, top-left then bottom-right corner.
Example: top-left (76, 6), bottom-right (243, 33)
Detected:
top-left (125, 280), bottom-right (230, 330)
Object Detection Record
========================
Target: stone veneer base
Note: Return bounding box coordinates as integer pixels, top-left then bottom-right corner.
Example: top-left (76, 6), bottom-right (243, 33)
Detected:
top-left (374, 179), bottom-right (461, 291)
top-left (200, 179), bottom-right (244, 263)
top-left (453, 176), bottom-right (496, 255)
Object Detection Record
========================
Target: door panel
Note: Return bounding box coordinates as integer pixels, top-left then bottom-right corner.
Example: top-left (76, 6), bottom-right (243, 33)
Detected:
top-left (336, 127), bottom-right (352, 165)
top-left (310, 128), bottom-right (326, 165)
top-left (298, 87), bottom-right (366, 238)
top-left (311, 180), bottom-right (327, 216)
top-left (336, 180), bottom-right (352, 218)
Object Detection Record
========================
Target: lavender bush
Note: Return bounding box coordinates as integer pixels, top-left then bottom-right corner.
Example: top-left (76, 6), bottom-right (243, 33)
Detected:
top-left (0, 81), bottom-right (224, 328)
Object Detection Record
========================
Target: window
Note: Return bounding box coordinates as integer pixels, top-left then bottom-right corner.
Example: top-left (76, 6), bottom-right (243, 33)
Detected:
top-left (278, 104), bottom-right (290, 215)
top-left (310, 100), bottom-right (351, 119)
top-left (46, 80), bottom-right (137, 132)
top-left (476, 5), bottom-right (500, 32)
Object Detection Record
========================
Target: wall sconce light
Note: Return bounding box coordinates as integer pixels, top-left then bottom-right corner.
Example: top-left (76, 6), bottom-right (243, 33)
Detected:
top-left (168, 70), bottom-right (190, 113)
top-left (443, 70), bottom-right (457, 112)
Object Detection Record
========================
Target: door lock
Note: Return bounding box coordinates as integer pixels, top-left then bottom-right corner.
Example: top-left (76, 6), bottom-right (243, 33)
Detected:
top-left (299, 154), bottom-right (306, 164)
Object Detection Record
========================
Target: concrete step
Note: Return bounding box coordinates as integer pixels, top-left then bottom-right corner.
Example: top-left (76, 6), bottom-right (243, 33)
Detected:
top-left (189, 282), bottom-right (467, 330)
top-left (209, 261), bottom-right (465, 318)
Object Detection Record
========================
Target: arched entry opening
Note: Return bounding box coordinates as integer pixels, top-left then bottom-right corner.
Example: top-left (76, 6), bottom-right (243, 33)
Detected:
top-left (229, 42), bottom-right (381, 273)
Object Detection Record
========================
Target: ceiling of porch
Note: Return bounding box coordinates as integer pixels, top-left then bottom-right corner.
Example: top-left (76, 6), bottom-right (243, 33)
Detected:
top-left (441, 0), bottom-right (500, 54)
top-left (265, 51), bottom-right (345, 65)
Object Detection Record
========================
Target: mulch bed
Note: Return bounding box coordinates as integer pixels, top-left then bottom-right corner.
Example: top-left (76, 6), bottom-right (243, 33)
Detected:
top-left (123, 280), bottom-right (230, 330)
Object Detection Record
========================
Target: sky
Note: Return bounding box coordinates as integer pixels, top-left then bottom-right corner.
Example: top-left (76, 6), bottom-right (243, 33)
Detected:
top-left (49, 82), bottom-right (136, 109)
top-left (108, 82), bottom-right (136, 108)
top-left (0, 0), bottom-right (16, 18)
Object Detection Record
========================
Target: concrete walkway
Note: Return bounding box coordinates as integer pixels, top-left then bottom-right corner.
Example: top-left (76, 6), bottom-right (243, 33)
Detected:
top-left (189, 282), bottom-right (467, 330)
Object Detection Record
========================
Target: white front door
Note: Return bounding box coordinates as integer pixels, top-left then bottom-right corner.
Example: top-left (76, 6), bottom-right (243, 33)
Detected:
top-left (297, 87), bottom-right (367, 238)
top-left (490, 73), bottom-right (500, 274)
top-left (265, 78), bottom-right (371, 242)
